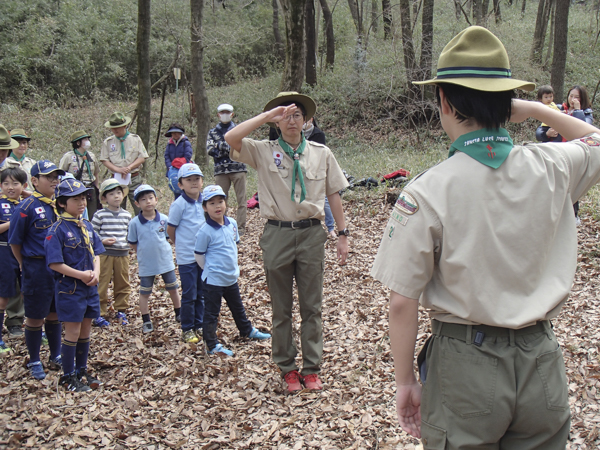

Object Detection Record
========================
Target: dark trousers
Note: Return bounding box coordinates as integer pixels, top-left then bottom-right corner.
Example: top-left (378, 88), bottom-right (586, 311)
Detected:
top-left (178, 263), bottom-right (204, 332)
top-left (203, 282), bottom-right (252, 351)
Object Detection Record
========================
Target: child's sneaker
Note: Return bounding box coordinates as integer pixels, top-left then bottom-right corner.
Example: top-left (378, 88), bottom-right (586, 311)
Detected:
top-left (207, 343), bottom-right (233, 356)
top-left (283, 370), bottom-right (303, 393)
top-left (142, 321), bottom-right (154, 334)
top-left (303, 373), bottom-right (323, 390)
top-left (248, 327), bottom-right (271, 340)
top-left (182, 330), bottom-right (199, 344)
top-left (60, 373), bottom-right (92, 392)
top-left (48, 355), bottom-right (62, 371)
top-left (0, 341), bottom-right (11, 353)
top-left (194, 328), bottom-right (203, 339)
top-left (27, 361), bottom-right (46, 380)
top-left (93, 316), bottom-right (110, 327)
top-left (115, 312), bottom-right (128, 325)
top-left (77, 368), bottom-right (102, 390)
top-left (41, 331), bottom-right (49, 346)
top-left (175, 312), bottom-right (181, 323)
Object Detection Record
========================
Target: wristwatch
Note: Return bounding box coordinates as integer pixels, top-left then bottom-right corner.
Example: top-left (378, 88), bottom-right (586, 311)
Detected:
top-left (338, 228), bottom-right (350, 237)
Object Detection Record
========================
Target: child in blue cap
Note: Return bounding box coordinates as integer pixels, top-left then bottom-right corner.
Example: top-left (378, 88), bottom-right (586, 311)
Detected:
top-left (45, 178), bottom-right (105, 392)
top-left (194, 185), bottom-right (270, 356)
top-left (8, 160), bottom-right (66, 380)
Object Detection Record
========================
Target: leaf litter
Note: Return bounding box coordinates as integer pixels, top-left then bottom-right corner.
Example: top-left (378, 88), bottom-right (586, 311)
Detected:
top-left (0, 194), bottom-right (598, 449)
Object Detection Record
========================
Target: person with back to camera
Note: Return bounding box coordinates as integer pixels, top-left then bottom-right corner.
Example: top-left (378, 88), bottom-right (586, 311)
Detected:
top-left (164, 123), bottom-right (193, 200)
top-left (371, 25), bottom-right (600, 449)
top-left (207, 104), bottom-right (248, 236)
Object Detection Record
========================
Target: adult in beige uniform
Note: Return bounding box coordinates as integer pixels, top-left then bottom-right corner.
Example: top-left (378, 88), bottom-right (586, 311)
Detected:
top-left (225, 92), bottom-right (349, 393)
top-left (8, 129), bottom-right (36, 193)
top-left (100, 112), bottom-right (148, 215)
top-left (372, 26), bottom-right (600, 449)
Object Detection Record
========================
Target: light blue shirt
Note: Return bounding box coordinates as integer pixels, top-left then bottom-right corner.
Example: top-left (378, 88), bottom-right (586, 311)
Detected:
top-left (168, 191), bottom-right (205, 265)
top-left (194, 216), bottom-right (239, 287)
top-left (127, 211), bottom-right (175, 277)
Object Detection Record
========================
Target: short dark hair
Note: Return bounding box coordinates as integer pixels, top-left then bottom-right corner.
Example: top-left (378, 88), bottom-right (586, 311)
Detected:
top-left (537, 85), bottom-right (554, 101)
top-left (135, 191), bottom-right (156, 202)
top-left (72, 139), bottom-right (82, 150)
top-left (101, 185), bottom-right (124, 199)
top-left (435, 84), bottom-right (515, 130)
top-left (1, 167), bottom-right (28, 185)
top-left (279, 101), bottom-right (307, 117)
top-left (566, 85), bottom-right (590, 110)
top-left (56, 195), bottom-right (71, 214)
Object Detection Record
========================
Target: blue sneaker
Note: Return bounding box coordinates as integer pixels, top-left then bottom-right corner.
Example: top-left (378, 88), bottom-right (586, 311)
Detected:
top-left (93, 316), bottom-right (110, 327)
top-left (41, 331), bottom-right (48, 346)
top-left (48, 355), bottom-right (62, 371)
top-left (27, 361), bottom-right (46, 380)
top-left (115, 312), bottom-right (128, 325)
top-left (207, 343), bottom-right (233, 356)
top-left (248, 327), bottom-right (271, 340)
top-left (0, 341), bottom-right (11, 353)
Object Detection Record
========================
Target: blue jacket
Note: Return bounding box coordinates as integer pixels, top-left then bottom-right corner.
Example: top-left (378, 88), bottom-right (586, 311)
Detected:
top-left (164, 136), bottom-right (193, 175)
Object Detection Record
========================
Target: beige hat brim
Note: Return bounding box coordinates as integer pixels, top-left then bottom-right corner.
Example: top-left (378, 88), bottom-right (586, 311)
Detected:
top-left (104, 116), bottom-right (132, 128)
top-left (413, 77), bottom-right (535, 92)
top-left (264, 93), bottom-right (317, 128)
top-left (0, 138), bottom-right (20, 150)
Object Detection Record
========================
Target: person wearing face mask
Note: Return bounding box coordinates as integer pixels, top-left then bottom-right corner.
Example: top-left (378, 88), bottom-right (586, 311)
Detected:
top-left (59, 131), bottom-right (100, 219)
top-left (207, 104), bottom-right (247, 236)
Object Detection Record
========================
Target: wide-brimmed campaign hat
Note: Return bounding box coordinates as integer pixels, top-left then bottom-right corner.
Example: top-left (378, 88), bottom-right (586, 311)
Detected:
top-left (0, 125), bottom-right (19, 150)
top-left (413, 26), bottom-right (535, 92)
top-left (104, 112), bottom-right (132, 128)
top-left (10, 129), bottom-right (31, 141)
top-left (70, 130), bottom-right (91, 143)
top-left (263, 92), bottom-right (316, 128)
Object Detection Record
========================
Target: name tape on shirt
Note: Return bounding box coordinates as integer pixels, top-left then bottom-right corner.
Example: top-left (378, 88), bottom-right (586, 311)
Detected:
top-left (394, 192), bottom-right (419, 215)
top-left (390, 209), bottom-right (409, 226)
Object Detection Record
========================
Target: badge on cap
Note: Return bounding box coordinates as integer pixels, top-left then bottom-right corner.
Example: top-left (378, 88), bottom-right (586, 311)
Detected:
top-left (44, 161), bottom-right (53, 168)
top-left (395, 192), bottom-right (419, 215)
top-left (73, 181), bottom-right (81, 188)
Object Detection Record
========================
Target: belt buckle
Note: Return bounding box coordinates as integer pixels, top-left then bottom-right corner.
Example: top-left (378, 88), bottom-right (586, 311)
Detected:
top-left (290, 221), bottom-right (298, 229)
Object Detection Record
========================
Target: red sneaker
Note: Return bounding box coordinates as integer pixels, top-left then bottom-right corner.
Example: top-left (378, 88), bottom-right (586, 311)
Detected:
top-left (303, 373), bottom-right (322, 390)
top-left (283, 370), bottom-right (303, 393)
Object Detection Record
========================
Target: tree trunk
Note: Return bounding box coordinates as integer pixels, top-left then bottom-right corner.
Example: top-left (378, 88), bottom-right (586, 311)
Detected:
top-left (521, 0), bottom-right (527, 15)
top-left (305, 0), bottom-right (317, 86)
top-left (543, 0), bottom-right (556, 68)
top-left (280, 0), bottom-right (306, 91)
top-left (348, 0), bottom-right (364, 37)
top-left (482, 0), bottom-right (490, 20)
top-left (398, 0), bottom-right (418, 96)
top-left (453, 0), bottom-right (461, 20)
top-left (531, 0), bottom-right (552, 65)
top-left (419, 0), bottom-right (433, 82)
top-left (190, 0), bottom-right (210, 166)
top-left (382, 0), bottom-right (393, 39)
top-left (551, 0), bottom-right (570, 104)
top-left (493, 0), bottom-right (501, 23)
top-left (136, 0), bottom-right (151, 151)
top-left (318, 0), bottom-right (335, 69)
top-left (371, 0), bottom-right (378, 33)
top-left (273, 0), bottom-right (285, 61)
top-left (473, 0), bottom-right (483, 25)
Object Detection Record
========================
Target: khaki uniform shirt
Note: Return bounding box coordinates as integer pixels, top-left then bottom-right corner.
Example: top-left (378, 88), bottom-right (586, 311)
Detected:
top-left (99, 133), bottom-right (148, 169)
top-left (372, 134), bottom-right (600, 329)
top-left (59, 150), bottom-right (97, 185)
top-left (232, 139), bottom-right (348, 221)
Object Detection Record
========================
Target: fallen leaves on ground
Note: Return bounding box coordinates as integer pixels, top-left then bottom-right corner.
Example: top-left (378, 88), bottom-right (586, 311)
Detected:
top-left (0, 195), bottom-right (598, 449)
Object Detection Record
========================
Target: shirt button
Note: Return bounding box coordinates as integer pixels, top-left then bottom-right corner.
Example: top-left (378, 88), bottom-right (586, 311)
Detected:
top-left (297, 210), bottom-right (301, 214)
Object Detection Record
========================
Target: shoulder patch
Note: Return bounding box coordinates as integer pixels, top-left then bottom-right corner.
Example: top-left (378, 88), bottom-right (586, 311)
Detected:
top-left (580, 136), bottom-right (600, 147)
top-left (395, 191), bottom-right (419, 215)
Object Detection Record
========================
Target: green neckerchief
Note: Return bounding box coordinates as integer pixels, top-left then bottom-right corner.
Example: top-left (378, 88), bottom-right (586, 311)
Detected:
top-left (59, 212), bottom-right (94, 258)
top-left (73, 148), bottom-right (93, 180)
top-left (8, 153), bottom-right (25, 162)
top-left (449, 128), bottom-right (513, 169)
top-left (278, 134), bottom-right (307, 203)
top-left (117, 131), bottom-right (130, 160)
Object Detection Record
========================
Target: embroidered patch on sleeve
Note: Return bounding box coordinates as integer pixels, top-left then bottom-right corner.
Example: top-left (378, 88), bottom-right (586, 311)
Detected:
top-left (580, 137), bottom-right (600, 147)
top-left (391, 209), bottom-right (409, 226)
top-left (394, 192), bottom-right (419, 215)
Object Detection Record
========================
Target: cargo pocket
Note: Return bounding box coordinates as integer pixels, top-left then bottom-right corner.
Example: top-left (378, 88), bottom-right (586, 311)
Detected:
top-left (58, 278), bottom-right (77, 295)
top-left (420, 421), bottom-right (447, 450)
top-left (537, 344), bottom-right (569, 411)
top-left (440, 349), bottom-right (497, 418)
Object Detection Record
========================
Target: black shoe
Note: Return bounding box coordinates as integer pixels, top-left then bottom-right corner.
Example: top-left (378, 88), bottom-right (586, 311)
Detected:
top-left (7, 325), bottom-right (24, 337)
top-left (77, 368), bottom-right (102, 390)
top-left (60, 373), bottom-right (92, 392)
top-left (48, 355), bottom-right (62, 371)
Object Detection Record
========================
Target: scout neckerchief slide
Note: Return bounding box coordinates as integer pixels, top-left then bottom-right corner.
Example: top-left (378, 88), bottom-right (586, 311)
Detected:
top-left (32, 190), bottom-right (59, 217)
top-left (117, 131), bottom-right (130, 160)
top-left (59, 212), bottom-right (95, 258)
top-left (278, 134), bottom-right (307, 203)
top-left (448, 128), bottom-right (514, 169)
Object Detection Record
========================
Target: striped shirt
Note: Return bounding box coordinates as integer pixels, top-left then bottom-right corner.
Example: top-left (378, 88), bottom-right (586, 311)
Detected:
top-left (91, 208), bottom-right (131, 257)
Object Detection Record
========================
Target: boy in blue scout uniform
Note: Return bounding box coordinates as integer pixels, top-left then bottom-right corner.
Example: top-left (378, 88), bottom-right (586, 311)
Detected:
top-left (128, 184), bottom-right (181, 333)
top-left (8, 160), bottom-right (66, 380)
top-left (167, 163), bottom-right (206, 344)
top-left (372, 26), bottom-right (600, 449)
top-left (0, 167), bottom-right (28, 353)
top-left (194, 185), bottom-right (270, 356)
top-left (45, 178), bottom-right (105, 392)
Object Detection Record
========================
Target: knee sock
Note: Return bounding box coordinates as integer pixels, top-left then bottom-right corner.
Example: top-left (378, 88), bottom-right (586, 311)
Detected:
top-left (142, 314), bottom-right (151, 323)
top-left (174, 307), bottom-right (180, 317)
top-left (44, 319), bottom-right (62, 360)
top-left (24, 325), bottom-right (43, 363)
top-left (61, 339), bottom-right (77, 375)
top-left (75, 338), bottom-right (90, 373)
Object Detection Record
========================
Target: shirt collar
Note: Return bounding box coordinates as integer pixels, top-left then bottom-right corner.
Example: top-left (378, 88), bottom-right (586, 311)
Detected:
top-left (205, 216), bottom-right (230, 230)
top-left (181, 191), bottom-right (202, 204)
top-left (138, 210), bottom-right (160, 224)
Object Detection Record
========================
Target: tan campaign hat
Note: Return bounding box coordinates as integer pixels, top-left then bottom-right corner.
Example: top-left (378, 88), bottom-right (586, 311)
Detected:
top-left (104, 112), bottom-right (132, 129)
top-left (10, 128), bottom-right (31, 141)
top-left (70, 130), bottom-right (91, 143)
top-left (263, 92), bottom-right (317, 128)
top-left (0, 125), bottom-right (19, 150)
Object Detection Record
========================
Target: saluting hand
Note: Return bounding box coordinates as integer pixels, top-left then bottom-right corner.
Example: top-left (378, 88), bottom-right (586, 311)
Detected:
top-left (265, 105), bottom-right (298, 124)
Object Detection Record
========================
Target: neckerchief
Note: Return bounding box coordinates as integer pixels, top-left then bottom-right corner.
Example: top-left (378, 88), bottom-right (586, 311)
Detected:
top-left (9, 153), bottom-right (25, 162)
top-left (59, 212), bottom-right (94, 258)
top-left (278, 134), bottom-right (307, 203)
top-left (0, 194), bottom-right (20, 205)
top-left (117, 131), bottom-right (130, 160)
top-left (32, 190), bottom-right (58, 217)
top-left (448, 128), bottom-right (513, 169)
top-left (73, 149), bottom-right (93, 180)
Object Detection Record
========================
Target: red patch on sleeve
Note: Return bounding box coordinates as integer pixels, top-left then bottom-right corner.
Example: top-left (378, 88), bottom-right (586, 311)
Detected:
top-left (46, 235), bottom-right (52, 240)
top-left (20, 212), bottom-right (27, 218)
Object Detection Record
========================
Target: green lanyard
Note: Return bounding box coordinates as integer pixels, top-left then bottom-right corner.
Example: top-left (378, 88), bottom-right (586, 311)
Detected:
top-left (278, 135), bottom-right (307, 203)
top-left (449, 128), bottom-right (513, 169)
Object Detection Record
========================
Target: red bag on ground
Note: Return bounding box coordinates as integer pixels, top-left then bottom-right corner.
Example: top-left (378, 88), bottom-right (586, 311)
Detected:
top-left (382, 169), bottom-right (410, 180)
top-left (247, 192), bottom-right (259, 209)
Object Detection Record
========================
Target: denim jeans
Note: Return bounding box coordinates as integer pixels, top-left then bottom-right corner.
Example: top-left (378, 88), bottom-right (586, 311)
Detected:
top-left (203, 282), bottom-right (252, 351)
top-left (178, 263), bottom-right (204, 332)
top-left (324, 197), bottom-right (334, 232)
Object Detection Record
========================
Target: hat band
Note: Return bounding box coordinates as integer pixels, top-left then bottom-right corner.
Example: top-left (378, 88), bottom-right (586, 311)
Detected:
top-left (436, 66), bottom-right (512, 79)
top-left (110, 119), bottom-right (126, 126)
top-left (0, 139), bottom-right (11, 146)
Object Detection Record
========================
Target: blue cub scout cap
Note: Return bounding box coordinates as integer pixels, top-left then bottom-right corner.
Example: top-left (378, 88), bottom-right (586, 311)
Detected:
top-left (203, 185), bottom-right (227, 201)
top-left (133, 184), bottom-right (156, 201)
top-left (55, 178), bottom-right (92, 198)
top-left (178, 163), bottom-right (204, 179)
top-left (31, 160), bottom-right (66, 178)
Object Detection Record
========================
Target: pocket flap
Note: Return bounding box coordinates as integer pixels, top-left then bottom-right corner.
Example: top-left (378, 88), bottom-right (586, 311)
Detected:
top-left (420, 420), bottom-right (447, 450)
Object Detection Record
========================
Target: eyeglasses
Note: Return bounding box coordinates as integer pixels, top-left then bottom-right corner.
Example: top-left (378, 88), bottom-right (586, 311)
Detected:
top-left (282, 113), bottom-right (304, 123)
top-left (41, 175), bottom-right (60, 182)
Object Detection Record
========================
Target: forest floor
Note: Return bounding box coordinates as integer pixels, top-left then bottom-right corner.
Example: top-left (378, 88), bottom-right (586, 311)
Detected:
top-left (1, 194), bottom-right (600, 449)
